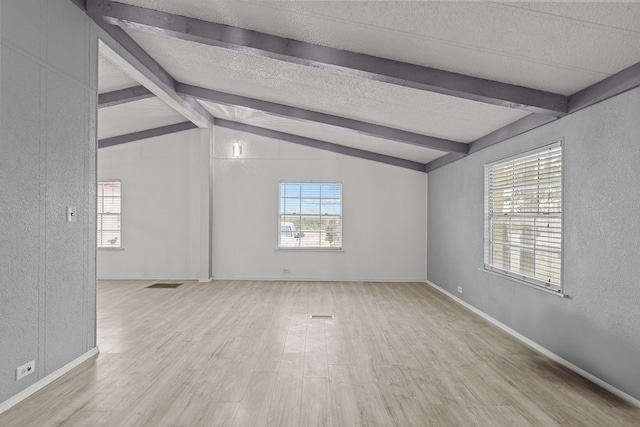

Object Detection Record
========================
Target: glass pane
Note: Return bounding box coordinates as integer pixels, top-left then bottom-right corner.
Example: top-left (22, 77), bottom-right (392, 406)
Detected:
top-left (301, 198), bottom-right (321, 215)
top-left (281, 198), bottom-right (300, 215)
top-left (97, 181), bottom-right (121, 248)
top-left (491, 217), bottom-right (510, 245)
top-left (299, 230), bottom-right (321, 247)
top-left (300, 183), bottom-right (321, 198)
top-left (282, 183), bottom-right (300, 198)
top-left (281, 215), bottom-right (300, 229)
top-left (299, 215), bottom-right (320, 233)
top-left (534, 251), bottom-right (561, 285)
top-left (279, 182), bottom-right (341, 249)
top-left (321, 217), bottom-right (341, 247)
top-left (486, 144), bottom-right (562, 286)
top-left (281, 224), bottom-right (293, 236)
top-left (321, 183), bottom-right (341, 198)
top-left (490, 243), bottom-right (510, 270)
top-left (321, 198), bottom-right (341, 215)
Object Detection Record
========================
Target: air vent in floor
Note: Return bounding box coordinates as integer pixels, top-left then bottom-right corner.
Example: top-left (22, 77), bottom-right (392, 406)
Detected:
top-left (309, 315), bottom-right (334, 319)
top-left (147, 283), bottom-right (183, 289)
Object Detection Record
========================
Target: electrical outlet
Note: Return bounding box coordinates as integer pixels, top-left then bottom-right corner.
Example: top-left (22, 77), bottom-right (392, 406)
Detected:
top-left (16, 360), bottom-right (35, 381)
top-left (457, 286), bottom-right (463, 294)
top-left (283, 269), bottom-right (289, 274)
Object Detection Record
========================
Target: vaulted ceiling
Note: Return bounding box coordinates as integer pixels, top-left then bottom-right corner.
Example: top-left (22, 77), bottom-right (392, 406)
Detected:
top-left (84, 0), bottom-right (640, 172)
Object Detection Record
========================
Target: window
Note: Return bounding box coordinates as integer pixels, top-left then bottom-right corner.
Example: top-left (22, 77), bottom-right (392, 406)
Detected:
top-left (97, 180), bottom-right (121, 248)
top-left (279, 182), bottom-right (342, 249)
top-left (484, 142), bottom-right (562, 291)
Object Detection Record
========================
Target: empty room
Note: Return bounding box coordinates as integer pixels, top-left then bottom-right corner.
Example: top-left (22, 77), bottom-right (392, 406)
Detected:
top-left (2, 0), bottom-right (640, 426)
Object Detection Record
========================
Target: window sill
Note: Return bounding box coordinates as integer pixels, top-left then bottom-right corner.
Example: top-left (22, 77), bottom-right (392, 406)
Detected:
top-left (275, 247), bottom-right (345, 252)
top-left (98, 247), bottom-right (124, 251)
top-left (479, 267), bottom-right (567, 298)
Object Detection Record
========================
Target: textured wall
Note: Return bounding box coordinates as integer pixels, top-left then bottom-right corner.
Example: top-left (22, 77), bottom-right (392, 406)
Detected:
top-left (0, 0), bottom-right (97, 405)
top-left (214, 127), bottom-right (427, 282)
top-left (97, 129), bottom-right (205, 280)
top-left (428, 87), bottom-right (640, 400)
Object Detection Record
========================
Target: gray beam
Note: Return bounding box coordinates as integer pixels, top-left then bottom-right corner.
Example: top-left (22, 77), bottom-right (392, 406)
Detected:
top-left (95, 22), bottom-right (214, 128)
top-left (468, 114), bottom-right (557, 155)
top-left (178, 83), bottom-right (466, 154)
top-left (425, 114), bottom-right (557, 172)
top-left (98, 122), bottom-right (197, 148)
top-left (215, 119), bottom-right (425, 172)
top-left (422, 58), bottom-right (640, 171)
top-left (98, 85), bottom-right (154, 108)
top-left (87, 0), bottom-right (568, 117)
top-left (424, 153), bottom-right (467, 173)
top-left (70, 0), bottom-right (86, 10)
top-left (569, 61), bottom-right (640, 113)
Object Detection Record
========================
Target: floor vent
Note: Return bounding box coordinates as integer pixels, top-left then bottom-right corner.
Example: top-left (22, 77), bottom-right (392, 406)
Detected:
top-left (309, 315), bottom-right (334, 319)
top-left (147, 283), bottom-right (183, 289)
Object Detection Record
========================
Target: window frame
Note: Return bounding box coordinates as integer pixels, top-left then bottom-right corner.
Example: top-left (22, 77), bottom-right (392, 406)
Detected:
top-left (278, 181), bottom-right (343, 250)
top-left (483, 141), bottom-right (563, 294)
top-left (97, 180), bottom-right (122, 250)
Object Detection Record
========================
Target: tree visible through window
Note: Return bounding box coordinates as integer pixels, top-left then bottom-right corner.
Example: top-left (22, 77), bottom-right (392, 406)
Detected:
top-left (97, 181), bottom-right (121, 248)
top-left (484, 143), bottom-right (562, 291)
top-left (279, 182), bottom-right (342, 249)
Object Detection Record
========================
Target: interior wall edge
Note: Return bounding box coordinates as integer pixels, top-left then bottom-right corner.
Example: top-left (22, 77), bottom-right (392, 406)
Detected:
top-left (0, 347), bottom-right (99, 416)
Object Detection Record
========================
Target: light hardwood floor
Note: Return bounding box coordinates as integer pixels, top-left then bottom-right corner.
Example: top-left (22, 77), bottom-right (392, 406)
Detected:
top-left (1, 280), bottom-right (639, 426)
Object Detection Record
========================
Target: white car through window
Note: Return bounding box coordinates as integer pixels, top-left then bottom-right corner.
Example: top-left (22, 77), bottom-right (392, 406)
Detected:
top-left (280, 222), bottom-right (302, 247)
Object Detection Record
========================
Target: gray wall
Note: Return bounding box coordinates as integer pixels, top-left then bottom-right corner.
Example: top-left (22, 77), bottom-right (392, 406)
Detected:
top-left (213, 127), bottom-right (427, 282)
top-left (428, 86), bottom-right (640, 401)
top-left (97, 129), bottom-right (209, 280)
top-left (0, 0), bottom-right (97, 404)
top-left (96, 125), bottom-right (427, 283)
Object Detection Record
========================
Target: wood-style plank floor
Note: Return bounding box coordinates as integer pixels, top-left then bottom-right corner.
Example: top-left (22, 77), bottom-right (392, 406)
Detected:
top-left (2, 280), bottom-right (639, 426)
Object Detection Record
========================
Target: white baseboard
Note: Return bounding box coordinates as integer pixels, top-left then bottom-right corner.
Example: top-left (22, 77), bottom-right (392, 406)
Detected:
top-left (0, 347), bottom-right (100, 415)
top-left (213, 275), bottom-right (427, 283)
top-left (425, 280), bottom-right (640, 410)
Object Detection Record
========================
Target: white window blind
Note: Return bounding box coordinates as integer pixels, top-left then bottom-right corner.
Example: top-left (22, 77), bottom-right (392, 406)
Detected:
top-left (279, 182), bottom-right (342, 249)
top-left (97, 181), bottom-right (121, 248)
top-left (484, 142), bottom-right (562, 291)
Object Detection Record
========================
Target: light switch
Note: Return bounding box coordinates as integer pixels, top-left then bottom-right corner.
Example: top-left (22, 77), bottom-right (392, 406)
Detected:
top-left (67, 206), bottom-right (77, 223)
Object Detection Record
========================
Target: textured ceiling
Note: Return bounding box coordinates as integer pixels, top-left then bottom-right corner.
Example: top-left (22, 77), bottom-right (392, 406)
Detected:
top-left (98, 97), bottom-right (188, 139)
top-left (200, 101), bottom-right (445, 164)
top-left (96, 1), bottom-right (640, 169)
top-left (98, 54), bottom-right (138, 93)
top-left (115, 0), bottom-right (640, 94)
top-left (126, 29), bottom-right (530, 143)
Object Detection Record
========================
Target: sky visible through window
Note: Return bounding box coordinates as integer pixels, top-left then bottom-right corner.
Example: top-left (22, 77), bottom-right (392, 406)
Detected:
top-left (280, 183), bottom-right (341, 215)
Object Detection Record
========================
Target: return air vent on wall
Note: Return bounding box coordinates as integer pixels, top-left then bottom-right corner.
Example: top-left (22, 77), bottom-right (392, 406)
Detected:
top-left (147, 283), bottom-right (183, 289)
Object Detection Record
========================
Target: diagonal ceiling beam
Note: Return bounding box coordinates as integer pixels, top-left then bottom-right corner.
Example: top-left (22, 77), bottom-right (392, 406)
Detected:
top-left (98, 85), bottom-right (154, 108)
top-left (568, 61), bottom-right (640, 114)
top-left (424, 153), bottom-right (467, 173)
top-left (424, 57), bottom-right (640, 171)
top-left (215, 119), bottom-right (426, 172)
top-left (86, 0), bottom-right (568, 117)
top-left (70, 0), bottom-right (86, 10)
top-left (178, 83), bottom-right (467, 154)
top-left (98, 121), bottom-right (197, 148)
top-left (424, 114), bottom-right (557, 171)
top-left (468, 114), bottom-right (557, 154)
top-left (95, 22), bottom-right (214, 128)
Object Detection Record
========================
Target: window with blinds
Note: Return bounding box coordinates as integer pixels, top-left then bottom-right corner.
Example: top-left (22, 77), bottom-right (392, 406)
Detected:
top-left (97, 181), bottom-right (121, 248)
top-left (484, 142), bottom-right (562, 291)
top-left (279, 182), bottom-right (342, 249)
